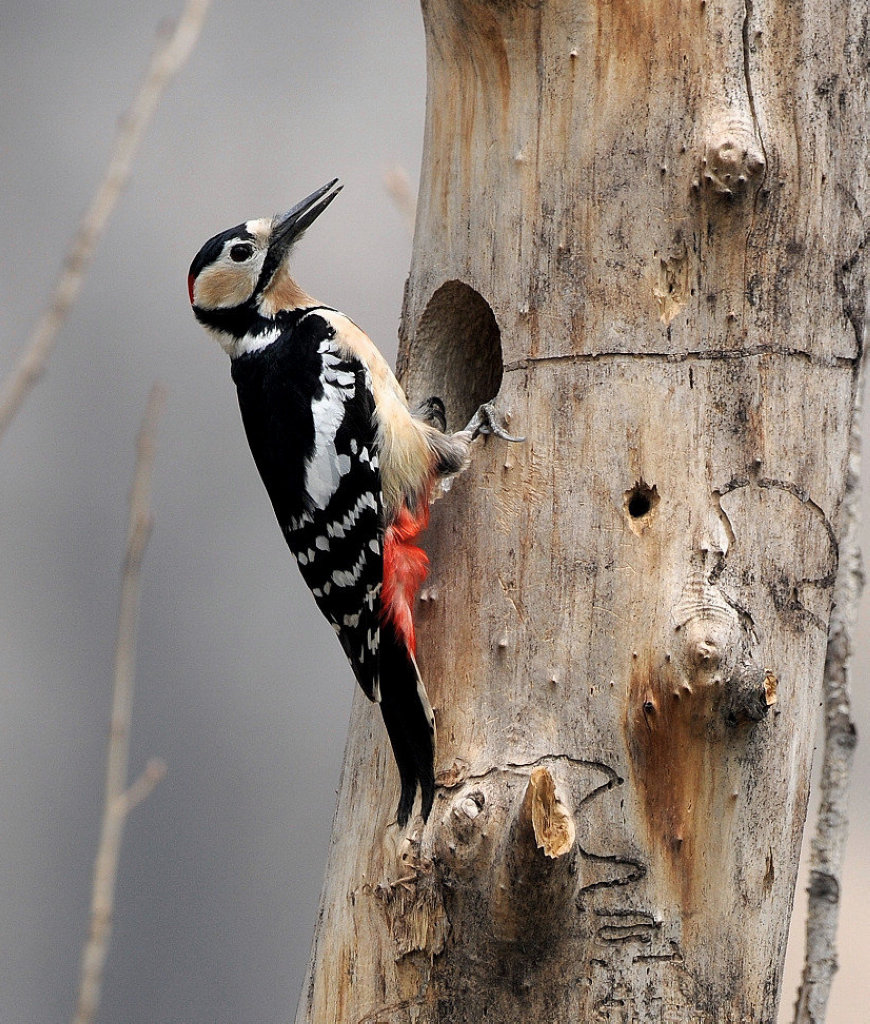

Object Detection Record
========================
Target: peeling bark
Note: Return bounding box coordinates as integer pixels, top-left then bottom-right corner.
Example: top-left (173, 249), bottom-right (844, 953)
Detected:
top-left (293, 1), bottom-right (867, 1021)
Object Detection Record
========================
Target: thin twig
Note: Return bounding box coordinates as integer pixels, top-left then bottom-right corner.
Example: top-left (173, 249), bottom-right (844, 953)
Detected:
top-left (0, 0), bottom-right (212, 444)
top-left (72, 385), bottom-right (167, 1024)
top-left (114, 758), bottom-right (168, 819)
top-left (793, 354), bottom-right (864, 1023)
top-left (384, 165), bottom-right (417, 238)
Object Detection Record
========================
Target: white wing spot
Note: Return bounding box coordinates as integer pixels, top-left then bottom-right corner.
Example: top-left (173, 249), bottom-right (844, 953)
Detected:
top-left (332, 548), bottom-right (373, 588)
top-left (333, 491), bottom-right (379, 536)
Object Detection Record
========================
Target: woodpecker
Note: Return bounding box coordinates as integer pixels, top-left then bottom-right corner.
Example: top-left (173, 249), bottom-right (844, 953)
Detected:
top-left (188, 179), bottom-right (515, 826)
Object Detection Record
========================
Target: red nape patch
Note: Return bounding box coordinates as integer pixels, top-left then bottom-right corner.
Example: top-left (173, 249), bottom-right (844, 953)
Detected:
top-left (187, 274), bottom-right (195, 304)
top-left (382, 504), bottom-right (431, 655)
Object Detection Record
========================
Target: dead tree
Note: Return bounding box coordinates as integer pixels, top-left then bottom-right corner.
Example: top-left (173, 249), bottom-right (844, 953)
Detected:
top-left (294, 1), bottom-right (867, 1020)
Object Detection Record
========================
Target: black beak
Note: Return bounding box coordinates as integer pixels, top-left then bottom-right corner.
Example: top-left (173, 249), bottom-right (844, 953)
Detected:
top-left (256, 179), bottom-right (342, 296)
top-left (270, 178), bottom-right (342, 254)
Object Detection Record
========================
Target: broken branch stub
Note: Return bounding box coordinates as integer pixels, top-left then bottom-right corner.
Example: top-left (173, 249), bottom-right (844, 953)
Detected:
top-left (524, 765), bottom-right (576, 859)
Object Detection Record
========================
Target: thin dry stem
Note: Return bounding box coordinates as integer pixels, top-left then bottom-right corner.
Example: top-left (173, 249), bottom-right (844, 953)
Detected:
top-left (793, 350), bottom-right (865, 1024)
top-left (0, 0), bottom-right (212, 444)
top-left (72, 385), bottom-right (167, 1024)
top-left (116, 758), bottom-right (169, 817)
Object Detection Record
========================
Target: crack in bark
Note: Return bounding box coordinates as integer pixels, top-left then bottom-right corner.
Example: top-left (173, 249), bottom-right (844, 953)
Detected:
top-left (576, 852), bottom-right (647, 895)
top-left (503, 347), bottom-right (856, 373)
top-left (739, 0), bottom-right (769, 343)
top-left (443, 752), bottom-right (623, 791)
top-left (716, 475), bottom-right (839, 633)
top-left (716, 474), bottom-right (838, 562)
top-left (741, 0), bottom-right (768, 195)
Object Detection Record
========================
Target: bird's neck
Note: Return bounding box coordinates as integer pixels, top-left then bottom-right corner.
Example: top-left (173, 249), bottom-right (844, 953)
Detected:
top-left (195, 301), bottom-right (321, 359)
top-left (258, 268), bottom-right (317, 317)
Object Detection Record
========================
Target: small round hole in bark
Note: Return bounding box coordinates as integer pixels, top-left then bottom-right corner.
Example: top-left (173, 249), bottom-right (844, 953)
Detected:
top-left (400, 280), bottom-right (503, 429)
top-left (629, 492), bottom-right (652, 517)
top-left (624, 482), bottom-right (659, 531)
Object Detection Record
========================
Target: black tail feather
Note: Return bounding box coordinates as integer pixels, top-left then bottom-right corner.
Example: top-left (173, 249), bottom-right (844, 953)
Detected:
top-left (378, 622), bottom-right (435, 827)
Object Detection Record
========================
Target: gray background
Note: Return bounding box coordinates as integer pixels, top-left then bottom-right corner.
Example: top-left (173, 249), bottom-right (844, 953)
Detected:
top-left (0, 2), bottom-right (866, 1022)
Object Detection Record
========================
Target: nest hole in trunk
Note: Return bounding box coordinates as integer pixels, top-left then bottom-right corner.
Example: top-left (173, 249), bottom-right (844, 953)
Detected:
top-left (402, 280), bottom-right (503, 431)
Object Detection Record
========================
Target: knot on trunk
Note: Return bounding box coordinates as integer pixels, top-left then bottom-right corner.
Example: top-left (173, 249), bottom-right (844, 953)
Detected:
top-left (696, 120), bottom-right (765, 196)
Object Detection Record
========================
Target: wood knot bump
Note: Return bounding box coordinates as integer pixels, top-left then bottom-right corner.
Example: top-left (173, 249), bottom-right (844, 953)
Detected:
top-left (724, 668), bottom-right (779, 725)
top-left (444, 789), bottom-right (488, 850)
top-left (691, 638), bottom-right (721, 668)
top-left (701, 128), bottom-right (765, 195)
top-left (457, 791), bottom-right (485, 821)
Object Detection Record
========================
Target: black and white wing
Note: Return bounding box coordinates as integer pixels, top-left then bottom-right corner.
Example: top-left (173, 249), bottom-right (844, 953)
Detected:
top-left (282, 331), bottom-right (385, 701)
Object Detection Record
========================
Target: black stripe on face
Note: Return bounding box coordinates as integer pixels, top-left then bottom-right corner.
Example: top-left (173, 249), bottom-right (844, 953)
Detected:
top-left (188, 222), bottom-right (254, 282)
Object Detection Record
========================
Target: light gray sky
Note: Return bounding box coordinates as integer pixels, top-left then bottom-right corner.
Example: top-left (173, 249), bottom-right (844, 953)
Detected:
top-left (0, 2), bottom-right (867, 1022)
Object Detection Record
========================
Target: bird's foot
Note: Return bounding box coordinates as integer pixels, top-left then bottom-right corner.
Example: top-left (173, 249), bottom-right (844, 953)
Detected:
top-left (465, 402), bottom-right (525, 443)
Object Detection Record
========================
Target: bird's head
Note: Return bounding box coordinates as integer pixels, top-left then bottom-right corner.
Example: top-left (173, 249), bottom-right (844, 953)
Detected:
top-left (188, 178), bottom-right (341, 355)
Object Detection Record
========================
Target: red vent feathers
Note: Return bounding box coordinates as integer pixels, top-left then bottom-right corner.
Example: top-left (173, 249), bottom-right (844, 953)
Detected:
top-left (381, 504), bottom-right (430, 655)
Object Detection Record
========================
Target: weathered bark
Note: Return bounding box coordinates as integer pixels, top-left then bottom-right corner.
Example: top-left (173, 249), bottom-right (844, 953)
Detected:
top-left (294, 1), bottom-right (867, 1022)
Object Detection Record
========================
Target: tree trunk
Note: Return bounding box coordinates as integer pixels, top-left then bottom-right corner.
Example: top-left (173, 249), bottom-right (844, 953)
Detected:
top-left (294, 1), bottom-right (867, 1021)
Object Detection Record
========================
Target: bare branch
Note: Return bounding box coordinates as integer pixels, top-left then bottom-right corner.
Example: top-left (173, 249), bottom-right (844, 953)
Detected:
top-left (793, 351), bottom-right (865, 1024)
top-left (115, 758), bottom-right (168, 818)
top-left (0, 0), bottom-right (212, 444)
top-left (72, 384), bottom-right (166, 1024)
top-left (384, 165), bottom-right (417, 238)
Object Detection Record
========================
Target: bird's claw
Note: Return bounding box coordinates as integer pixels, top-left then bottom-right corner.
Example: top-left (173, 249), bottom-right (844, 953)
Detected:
top-left (465, 402), bottom-right (525, 443)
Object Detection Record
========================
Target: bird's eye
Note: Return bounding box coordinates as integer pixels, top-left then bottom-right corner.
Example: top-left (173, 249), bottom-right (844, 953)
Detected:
top-left (229, 243), bottom-right (255, 262)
